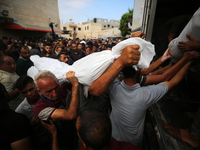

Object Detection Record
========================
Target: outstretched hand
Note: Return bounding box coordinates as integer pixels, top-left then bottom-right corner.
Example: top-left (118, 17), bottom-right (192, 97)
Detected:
top-left (178, 34), bottom-right (200, 51)
top-left (131, 31), bottom-right (145, 39)
top-left (184, 51), bottom-right (200, 61)
top-left (161, 48), bottom-right (171, 62)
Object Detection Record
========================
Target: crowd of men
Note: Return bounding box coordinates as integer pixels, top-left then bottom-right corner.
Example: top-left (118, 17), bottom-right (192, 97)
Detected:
top-left (0, 29), bottom-right (200, 150)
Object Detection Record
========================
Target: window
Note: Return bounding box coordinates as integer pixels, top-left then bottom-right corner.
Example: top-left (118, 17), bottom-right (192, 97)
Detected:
top-left (85, 27), bottom-right (86, 30)
top-left (78, 27), bottom-right (81, 31)
top-left (108, 24), bottom-right (110, 27)
top-left (104, 25), bottom-right (106, 28)
top-left (112, 26), bottom-right (114, 28)
top-left (63, 27), bottom-right (66, 30)
top-left (87, 26), bottom-right (89, 30)
top-left (63, 31), bottom-right (69, 34)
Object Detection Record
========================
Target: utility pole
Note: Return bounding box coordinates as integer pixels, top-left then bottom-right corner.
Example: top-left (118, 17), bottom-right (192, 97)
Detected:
top-left (49, 22), bottom-right (55, 41)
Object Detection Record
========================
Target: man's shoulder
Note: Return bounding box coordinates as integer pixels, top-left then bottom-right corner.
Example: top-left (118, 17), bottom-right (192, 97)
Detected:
top-left (16, 57), bottom-right (25, 64)
top-left (15, 98), bottom-right (28, 109)
top-left (33, 98), bottom-right (53, 115)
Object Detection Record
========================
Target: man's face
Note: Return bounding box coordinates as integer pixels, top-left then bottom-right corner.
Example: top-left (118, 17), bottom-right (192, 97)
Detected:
top-left (20, 82), bottom-right (40, 104)
top-left (92, 46), bottom-right (98, 52)
top-left (59, 54), bottom-right (68, 63)
top-left (68, 41), bottom-right (72, 46)
top-left (85, 48), bottom-right (91, 55)
top-left (37, 77), bottom-right (60, 100)
top-left (3, 39), bottom-right (8, 45)
top-left (45, 46), bottom-right (52, 54)
top-left (71, 44), bottom-right (78, 52)
top-left (0, 56), bottom-right (16, 73)
top-left (56, 47), bottom-right (62, 54)
top-left (77, 44), bottom-right (82, 51)
top-left (20, 47), bottom-right (30, 59)
top-left (102, 45), bottom-right (106, 50)
top-left (76, 40), bottom-right (79, 44)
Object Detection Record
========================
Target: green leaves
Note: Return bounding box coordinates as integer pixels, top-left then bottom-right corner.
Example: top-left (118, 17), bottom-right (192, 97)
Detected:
top-left (119, 9), bottom-right (133, 37)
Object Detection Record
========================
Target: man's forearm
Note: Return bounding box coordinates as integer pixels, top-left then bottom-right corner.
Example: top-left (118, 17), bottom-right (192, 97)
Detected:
top-left (89, 58), bottom-right (124, 96)
top-left (165, 61), bottom-right (191, 90)
top-left (5, 43), bottom-right (13, 54)
top-left (51, 132), bottom-right (59, 150)
top-left (140, 56), bottom-right (163, 75)
top-left (67, 84), bottom-right (79, 119)
top-left (89, 45), bottom-right (140, 96)
top-left (161, 54), bottom-right (190, 80)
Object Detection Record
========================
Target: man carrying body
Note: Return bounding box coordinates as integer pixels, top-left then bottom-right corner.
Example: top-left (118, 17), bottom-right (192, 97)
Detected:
top-left (33, 70), bottom-right (79, 149)
top-left (89, 49), bottom-right (196, 145)
top-left (33, 70), bottom-right (79, 121)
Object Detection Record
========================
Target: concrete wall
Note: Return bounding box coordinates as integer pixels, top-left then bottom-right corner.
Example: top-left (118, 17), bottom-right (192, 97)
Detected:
top-left (0, 0), bottom-right (60, 39)
top-left (85, 18), bottom-right (120, 30)
top-left (61, 23), bottom-right (102, 39)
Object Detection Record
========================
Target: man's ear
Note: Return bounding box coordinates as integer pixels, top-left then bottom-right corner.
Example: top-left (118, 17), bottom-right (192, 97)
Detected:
top-left (77, 131), bottom-right (87, 149)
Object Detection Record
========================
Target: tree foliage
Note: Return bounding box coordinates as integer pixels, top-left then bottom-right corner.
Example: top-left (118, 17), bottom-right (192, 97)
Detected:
top-left (119, 8), bottom-right (133, 37)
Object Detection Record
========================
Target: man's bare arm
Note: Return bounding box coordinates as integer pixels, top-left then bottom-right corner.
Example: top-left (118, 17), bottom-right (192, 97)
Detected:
top-left (165, 61), bottom-right (191, 90)
top-left (144, 51), bottom-right (195, 85)
top-left (89, 45), bottom-right (140, 96)
top-left (51, 71), bottom-right (79, 120)
top-left (140, 48), bottom-right (171, 75)
top-left (11, 137), bottom-right (33, 150)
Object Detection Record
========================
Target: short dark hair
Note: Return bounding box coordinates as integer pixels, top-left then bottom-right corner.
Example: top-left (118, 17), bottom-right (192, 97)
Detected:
top-left (2, 37), bottom-right (8, 40)
top-left (57, 50), bottom-right (67, 59)
top-left (106, 45), bottom-right (112, 49)
top-left (31, 42), bottom-right (36, 49)
top-left (72, 41), bottom-right (76, 45)
top-left (45, 42), bottom-right (52, 47)
top-left (19, 46), bottom-right (29, 52)
top-left (16, 75), bottom-right (34, 91)
top-left (78, 109), bottom-right (111, 150)
top-left (122, 66), bottom-right (137, 79)
top-left (93, 44), bottom-right (99, 49)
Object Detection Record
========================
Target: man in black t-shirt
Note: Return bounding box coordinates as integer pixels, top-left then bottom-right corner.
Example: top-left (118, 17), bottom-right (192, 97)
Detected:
top-left (71, 42), bottom-right (85, 62)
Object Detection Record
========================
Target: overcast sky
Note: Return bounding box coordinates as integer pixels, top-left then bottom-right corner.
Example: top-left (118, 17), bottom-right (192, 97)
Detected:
top-left (58, 0), bottom-right (134, 24)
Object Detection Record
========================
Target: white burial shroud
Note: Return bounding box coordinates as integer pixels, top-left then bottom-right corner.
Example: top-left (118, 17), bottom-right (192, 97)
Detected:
top-left (28, 37), bottom-right (155, 95)
top-left (169, 7), bottom-right (200, 63)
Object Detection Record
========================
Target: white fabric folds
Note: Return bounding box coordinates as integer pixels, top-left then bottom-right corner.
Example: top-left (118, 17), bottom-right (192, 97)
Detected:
top-left (169, 7), bottom-right (200, 63)
top-left (28, 37), bottom-right (155, 89)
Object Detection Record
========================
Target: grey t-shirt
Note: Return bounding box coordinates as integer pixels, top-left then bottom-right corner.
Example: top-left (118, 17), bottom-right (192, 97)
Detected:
top-left (109, 78), bottom-right (168, 145)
